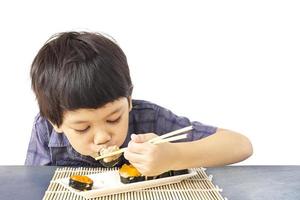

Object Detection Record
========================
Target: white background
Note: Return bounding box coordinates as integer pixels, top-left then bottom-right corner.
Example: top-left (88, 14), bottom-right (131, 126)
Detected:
top-left (0, 0), bottom-right (299, 165)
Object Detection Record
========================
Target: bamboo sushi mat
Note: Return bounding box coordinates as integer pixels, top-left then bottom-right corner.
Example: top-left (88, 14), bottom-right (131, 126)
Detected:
top-left (43, 167), bottom-right (226, 200)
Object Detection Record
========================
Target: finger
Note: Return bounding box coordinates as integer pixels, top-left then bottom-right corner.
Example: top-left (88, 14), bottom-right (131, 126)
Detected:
top-left (124, 148), bottom-right (145, 163)
top-left (129, 163), bottom-right (156, 176)
top-left (127, 139), bottom-right (156, 154)
top-left (131, 133), bottom-right (158, 143)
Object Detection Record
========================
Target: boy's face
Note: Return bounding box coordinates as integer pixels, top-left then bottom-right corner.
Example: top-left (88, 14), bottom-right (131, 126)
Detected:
top-left (53, 97), bottom-right (131, 158)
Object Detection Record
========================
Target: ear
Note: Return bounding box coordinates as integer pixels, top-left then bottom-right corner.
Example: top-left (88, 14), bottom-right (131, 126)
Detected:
top-left (49, 121), bottom-right (64, 133)
top-left (127, 96), bottom-right (132, 112)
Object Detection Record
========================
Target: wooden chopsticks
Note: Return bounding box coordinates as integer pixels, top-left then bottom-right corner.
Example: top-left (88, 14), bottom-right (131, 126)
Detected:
top-left (94, 125), bottom-right (193, 161)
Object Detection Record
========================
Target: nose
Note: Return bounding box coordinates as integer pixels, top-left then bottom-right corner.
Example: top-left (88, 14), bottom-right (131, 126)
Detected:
top-left (93, 130), bottom-right (111, 145)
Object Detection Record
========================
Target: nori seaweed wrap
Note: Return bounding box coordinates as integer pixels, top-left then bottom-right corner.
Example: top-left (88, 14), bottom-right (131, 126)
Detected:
top-left (119, 164), bottom-right (145, 184)
top-left (98, 145), bottom-right (122, 167)
top-left (69, 175), bottom-right (93, 191)
top-left (146, 169), bottom-right (189, 180)
top-left (119, 164), bottom-right (189, 184)
top-left (145, 171), bottom-right (171, 180)
top-left (98, 155), bottom-right (122, 167)
top-left (171, 169), bottom-right (189, 176)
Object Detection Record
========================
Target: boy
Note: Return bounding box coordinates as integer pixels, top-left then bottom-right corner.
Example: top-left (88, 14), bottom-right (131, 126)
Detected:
top-left (25, 31), bottom-right (252, 176)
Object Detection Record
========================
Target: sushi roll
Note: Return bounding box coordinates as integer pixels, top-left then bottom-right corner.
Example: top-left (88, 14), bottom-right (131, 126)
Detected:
top-left (119, 164), bottom-right (189, 184)
top-left (171, 169), bottom-right (189, 176)
top-left (98, 145), bottom-right (122, 167)
top-left (119, 164), bottom-right (145, 184)
top-left (69, 175), bottom-right (93, 191)
top-left (146, 169), bottom-right (188, 180)
top-left (146, 171), bottom-right (171, 180)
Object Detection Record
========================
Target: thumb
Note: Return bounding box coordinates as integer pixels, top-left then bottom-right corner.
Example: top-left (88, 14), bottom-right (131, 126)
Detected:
top-left (131, 133), bottom-right (158, 143)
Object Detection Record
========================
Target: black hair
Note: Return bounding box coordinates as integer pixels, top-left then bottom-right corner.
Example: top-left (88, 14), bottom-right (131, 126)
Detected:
top-left (30, 31), bottom-right (133, 127)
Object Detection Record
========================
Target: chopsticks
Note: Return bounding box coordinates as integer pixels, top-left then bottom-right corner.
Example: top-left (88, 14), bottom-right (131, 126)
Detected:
top-left (94, 125), bottom-right (193, 160)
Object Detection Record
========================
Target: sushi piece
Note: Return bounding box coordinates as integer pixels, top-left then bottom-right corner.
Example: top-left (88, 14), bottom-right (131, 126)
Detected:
top-left (171, 169), bottom-right (189, 176)
top-left (119, 164), bottom-right (189, 184)
top-left (145, 171), bottom-right (171, 180)
top-left (98, 145), bottom-right (122, 167)
top-left (69, 175), bottom-right (93, 191)
top-left (146, 169), bottom-right (189, 180)
top-left (119, 164), bottom-right (145, 184)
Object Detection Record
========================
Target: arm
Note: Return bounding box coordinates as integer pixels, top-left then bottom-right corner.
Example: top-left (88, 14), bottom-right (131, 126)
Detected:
top-left (124, 128), bottom-right (252, 176)
top-left (125, 103), bottom-right (252, 175)
top-left (171, 128), bottom-right (253, 169)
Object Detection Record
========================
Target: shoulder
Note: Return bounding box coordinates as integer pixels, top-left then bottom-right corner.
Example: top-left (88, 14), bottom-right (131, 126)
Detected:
top-left (131, 99), bottom-right (217, 136)
top-left (33, 113), bottom-right (70, 147)
top-left (131, 99), bottom-right (172, 120)
top-left (129, 99), bottom-right (165, 133)
top-left (31, 113), bottom-right (56, 145)
top-left (132, 99), bottom-right (180, 119)
top-left (33, 113), bottom-right (53, 134)
top-left (131, 99), bottom-right (162, 118)
top-left (131, 99), bottom-right (174, 114)
top-left (131, 99), bottom-right (161, 110)
top-left (129, 99), bottom-right (181, 133)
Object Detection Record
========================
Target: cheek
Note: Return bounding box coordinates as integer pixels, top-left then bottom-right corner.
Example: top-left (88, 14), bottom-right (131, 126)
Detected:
top-left (63, 130), bottom-right (92, 154)
top-left (112, 116), bottom-right (129, 145)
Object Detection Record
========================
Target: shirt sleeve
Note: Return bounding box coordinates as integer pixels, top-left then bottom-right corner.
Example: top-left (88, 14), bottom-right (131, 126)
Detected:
top-left (25, 115), bottom-right (51, 165)
top-left (154, 106), bottom-right (217, 142)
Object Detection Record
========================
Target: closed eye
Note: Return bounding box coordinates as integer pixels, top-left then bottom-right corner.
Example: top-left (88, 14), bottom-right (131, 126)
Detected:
top-left (107, 116), bottom-right (121, 124)
top-left (74, 126), bottom-right (90, 133)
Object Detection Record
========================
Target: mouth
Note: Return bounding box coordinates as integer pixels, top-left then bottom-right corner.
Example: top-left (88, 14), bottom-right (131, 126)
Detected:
top-left (96, 145), bottom-right (122, 167)
top-left (89, 144), bottom-right (119, 159)
top-left (98, 145), bottom-right (120, 156)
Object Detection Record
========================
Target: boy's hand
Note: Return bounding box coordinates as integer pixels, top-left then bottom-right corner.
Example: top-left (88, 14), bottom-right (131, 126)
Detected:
top-left (124, 133), bottom-right (177, 176)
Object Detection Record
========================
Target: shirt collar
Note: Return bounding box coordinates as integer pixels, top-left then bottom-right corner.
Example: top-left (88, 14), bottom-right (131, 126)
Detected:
top-left (48, 129), bottom-right (70, 147)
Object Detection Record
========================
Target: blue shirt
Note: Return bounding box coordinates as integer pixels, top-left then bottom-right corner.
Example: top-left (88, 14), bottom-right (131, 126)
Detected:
top-left (25, 100), bottom-right (217, 166)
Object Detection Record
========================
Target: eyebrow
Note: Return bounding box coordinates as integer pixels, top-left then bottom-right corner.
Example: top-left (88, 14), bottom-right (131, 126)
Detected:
top-left (69, 107), bottom-right (123, 124)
